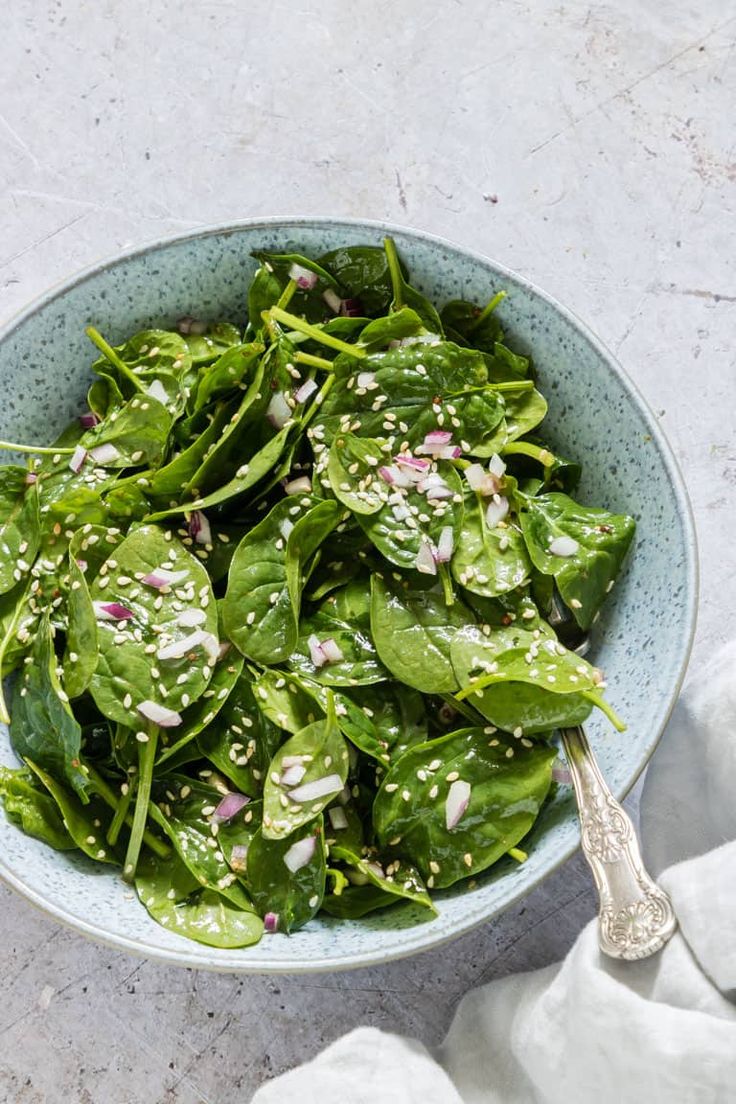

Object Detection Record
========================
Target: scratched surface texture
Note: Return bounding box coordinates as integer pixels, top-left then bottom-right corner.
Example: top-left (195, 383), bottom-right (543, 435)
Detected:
top-left (1, 2), bottom-right (735, 1101)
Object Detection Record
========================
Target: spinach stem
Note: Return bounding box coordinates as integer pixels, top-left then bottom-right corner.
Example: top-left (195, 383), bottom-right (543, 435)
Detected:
top-left (0, 441), bottom-right (74, 455)
top-left (501, 441), bottom-right (556, 468)
top-left (124, 728), bottom-right (161, 881)
top-left (294, 350), bottom-right (334, 371)
top-left (87, 763), bottom-right (169, 859)
top-left (276, 278), bottom-right (298, 311)
top-left (106, 776), bottom-right (133, 846)
top-left (300, 373), bottom-right (335, 432)
top-left (507, 846), bottom-right (528, 863)
top-left (582, 690), bottom-right (627, 733)
top-left (440, 693), bottom-right (485, 727)
top-left (85, 326), bottom-right (146, 394)
top-left (439, 563), bottom-right (455, 606)
top-left (488, 379), bottom-right (534, 393)
top-left (383, 237), bottom-right (404, 309)
top-left (468, 290), bottom-right (507, 333)
top-left (269, 307), bottom-right (366, 358)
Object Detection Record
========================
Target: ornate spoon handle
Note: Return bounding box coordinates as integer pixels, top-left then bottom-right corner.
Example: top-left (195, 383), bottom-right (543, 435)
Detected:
top-left (560, 725), bottom-right (677, 960)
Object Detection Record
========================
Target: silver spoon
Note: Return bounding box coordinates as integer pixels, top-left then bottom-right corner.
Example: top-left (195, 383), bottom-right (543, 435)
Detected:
top-left (551, 602), bottom-right (677, 960)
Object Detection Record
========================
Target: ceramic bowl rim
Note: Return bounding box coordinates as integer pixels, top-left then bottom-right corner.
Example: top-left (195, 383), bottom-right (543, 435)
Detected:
top-left (0, 216), bottom-right (698, 972)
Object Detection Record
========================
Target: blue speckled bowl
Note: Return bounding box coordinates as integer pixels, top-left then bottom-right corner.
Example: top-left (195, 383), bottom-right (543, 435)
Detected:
top-left (0, 218), bottom-right (697, 972)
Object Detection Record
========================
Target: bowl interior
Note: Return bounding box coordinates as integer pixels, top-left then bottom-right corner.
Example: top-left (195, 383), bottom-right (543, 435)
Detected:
top-left (0, 219), bottom-right (696, 971)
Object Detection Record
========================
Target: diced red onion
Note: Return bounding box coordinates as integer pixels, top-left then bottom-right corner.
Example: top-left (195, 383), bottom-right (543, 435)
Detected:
top-left (266, 391), bottom-right (292, 429)
top-left (157, 629), bottom-right (219, 663)
top-left (281, 755), bottom-right (305, 769)
top-left (378, 465), bottom-right (411, 488)
top-left (78, 412), bottom-right (99, 429)
top-left (69, 445), bottom-right (87, 474)
top-left (437, 445), bottom-right (462, 459)
top-left (365, 861), bottom-right (384, 880)
top-left (356, 371), bottom-right (376, 389)
top-left (177, 608), bottom-right (207, 628)
top-left (416, 430), bottom-right (453, 456)
top-left (287, 774), bottom-right (343, 803)
top-left (213, 792), bottom-right (251, 821)
top-left (391, 502), bottom-right (410, 522)
top-left (283, 834), bottom-right (317, 873)
top-left (320, 638), bottom-right (344, 663)
top-left (445, 779), bottom-right (471, 830)
top-left (486, 496), bottom-right (509, 528)
top-left (25, 472), bottom-right (38, 485)
top-left (177, 316), bottom-right (195, 335)
top-left (307, 635), bottom-right (343, 668)
top-left (435, 526), bottom-right (454, 563)
top-left (217, 641), bottom-right (231, 661)
top-left (188, 509), bottom-right (211, 545)
top-left (89, 443), bottom-right (121, 465)
top-left (488, 453), bottom-right (506, 478)
top-left (340, 297), bottom-right (363, 317)
top-left (328, 806), bottom-right (348, 831)
top-left (415, 540), bottom-right (437, 575)
top-left (284, 475), bottom-right (312, 495)
top-left (394, 454), bottom-right (430, 473)
top-left (146, 378), bottom-right (169, 405)
top-left (465, 463), bottom-right (499, 496)
top-left (75, 558), bottom-right (88, 572)
top-left (142, 567), bottom-right (190, 589)
top-left (229, 844), bottom-right (248, 872)
top-left (294, 378), bottom-right (318, 404)
top-left (552, 760), bottom-right (572, 785)
top-left (308, 634), bottom-right (327, 668)
top-left (288, 262), bottom-right (318, 291)
top-left (418, 475), bottom-right (453, 499)
top-left (549, 535), bottom-right (580, 557)
top-left (137, 700), bottom-right (182, 727)
top-left (93, 601), bottom-right (134, 621)
top-left (322, 288), bottom-right (342, 314)
top-left (263, 911), bottom-right (279, 933)
top-left (280, 519), bottom-right (294, 539)
top-left (280, 763), bottom-right (307, 787)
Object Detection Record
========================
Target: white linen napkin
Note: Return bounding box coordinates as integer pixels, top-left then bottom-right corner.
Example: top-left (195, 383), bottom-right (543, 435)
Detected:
top-left (252, 641), bottom-right (736, 1103)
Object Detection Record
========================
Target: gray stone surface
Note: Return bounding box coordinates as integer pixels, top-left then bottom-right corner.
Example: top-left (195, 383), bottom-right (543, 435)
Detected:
top-left (0, 1), bottom-right (734, 1100)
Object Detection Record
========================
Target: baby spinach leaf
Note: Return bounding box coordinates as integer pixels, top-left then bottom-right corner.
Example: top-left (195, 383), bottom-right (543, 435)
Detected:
top-left (197, 670), bottom-right (283, 796)
top-left (318, 245), bottom-right (394, 315)
top-left (329, 838), bottom-right (435, 913)
top-left (89, 525), bottom-right (218, 728)
top-left (252, 668), bottom-right (323, 735)
top-left (245, 817), bottom-right (326, 933)
top-left (317, 343), bottom-right (502, 450)
top-left (262, 696), bottom-right (348, 840)
top-left (222, 497), bottom-right (337, 665)
top-left (149, 776), bottom-right (251, 905)
top-left (289, 578), bottom-right (388, 686)
top-left (146, 399), bottom-right (235, 502)
top-left (518, 492), bottom-right (636, 629)
top-left (183, 322), bottom-right (242, 365)
top-left (370, 575), bottom-right (470, 693)
top-left (80, 394), bottom-right (172, 469)
top-left (474, 388), bottom-right (547, 455)
top-left (357, 308), bottom-right (425, 349)
top-left (451, 490), bottom-right (531, 598)
top-left (333, 683), bottom-right (427, 764)
top-left (25, 759), bottom-right (116, 862)
top-left (193, 342), bottom-right (263, 412)
top-left (10, 617), bottom-right (90, 798)
top-left (321, 884), bottom-right (405, 918)
top-left (0, 467), bottom-right (40, 596)
top-left (135, 851), bottom-right (263, 948)
top-left (0, 765), bottom-right (75, 850)
top-left (146, 424), bottom-right (292, 519)
top-left (373, 727), bottom-right (556, 887)
top-left (450, 624), bottom-right (605, 733)
top-left (62, 554), bottom-right (98, 699)
top-left (156, 653), bottom-right (244, 765)
top-left (384, 237), bottom-right (443, 333)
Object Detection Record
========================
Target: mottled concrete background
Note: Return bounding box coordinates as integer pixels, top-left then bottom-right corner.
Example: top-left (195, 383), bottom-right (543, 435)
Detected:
top-left (1, 2), bottom-right (735, 1100)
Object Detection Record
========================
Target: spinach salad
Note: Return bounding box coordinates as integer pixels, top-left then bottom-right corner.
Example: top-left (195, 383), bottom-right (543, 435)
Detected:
top-left (0, 240), bottom-right (635, 947)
